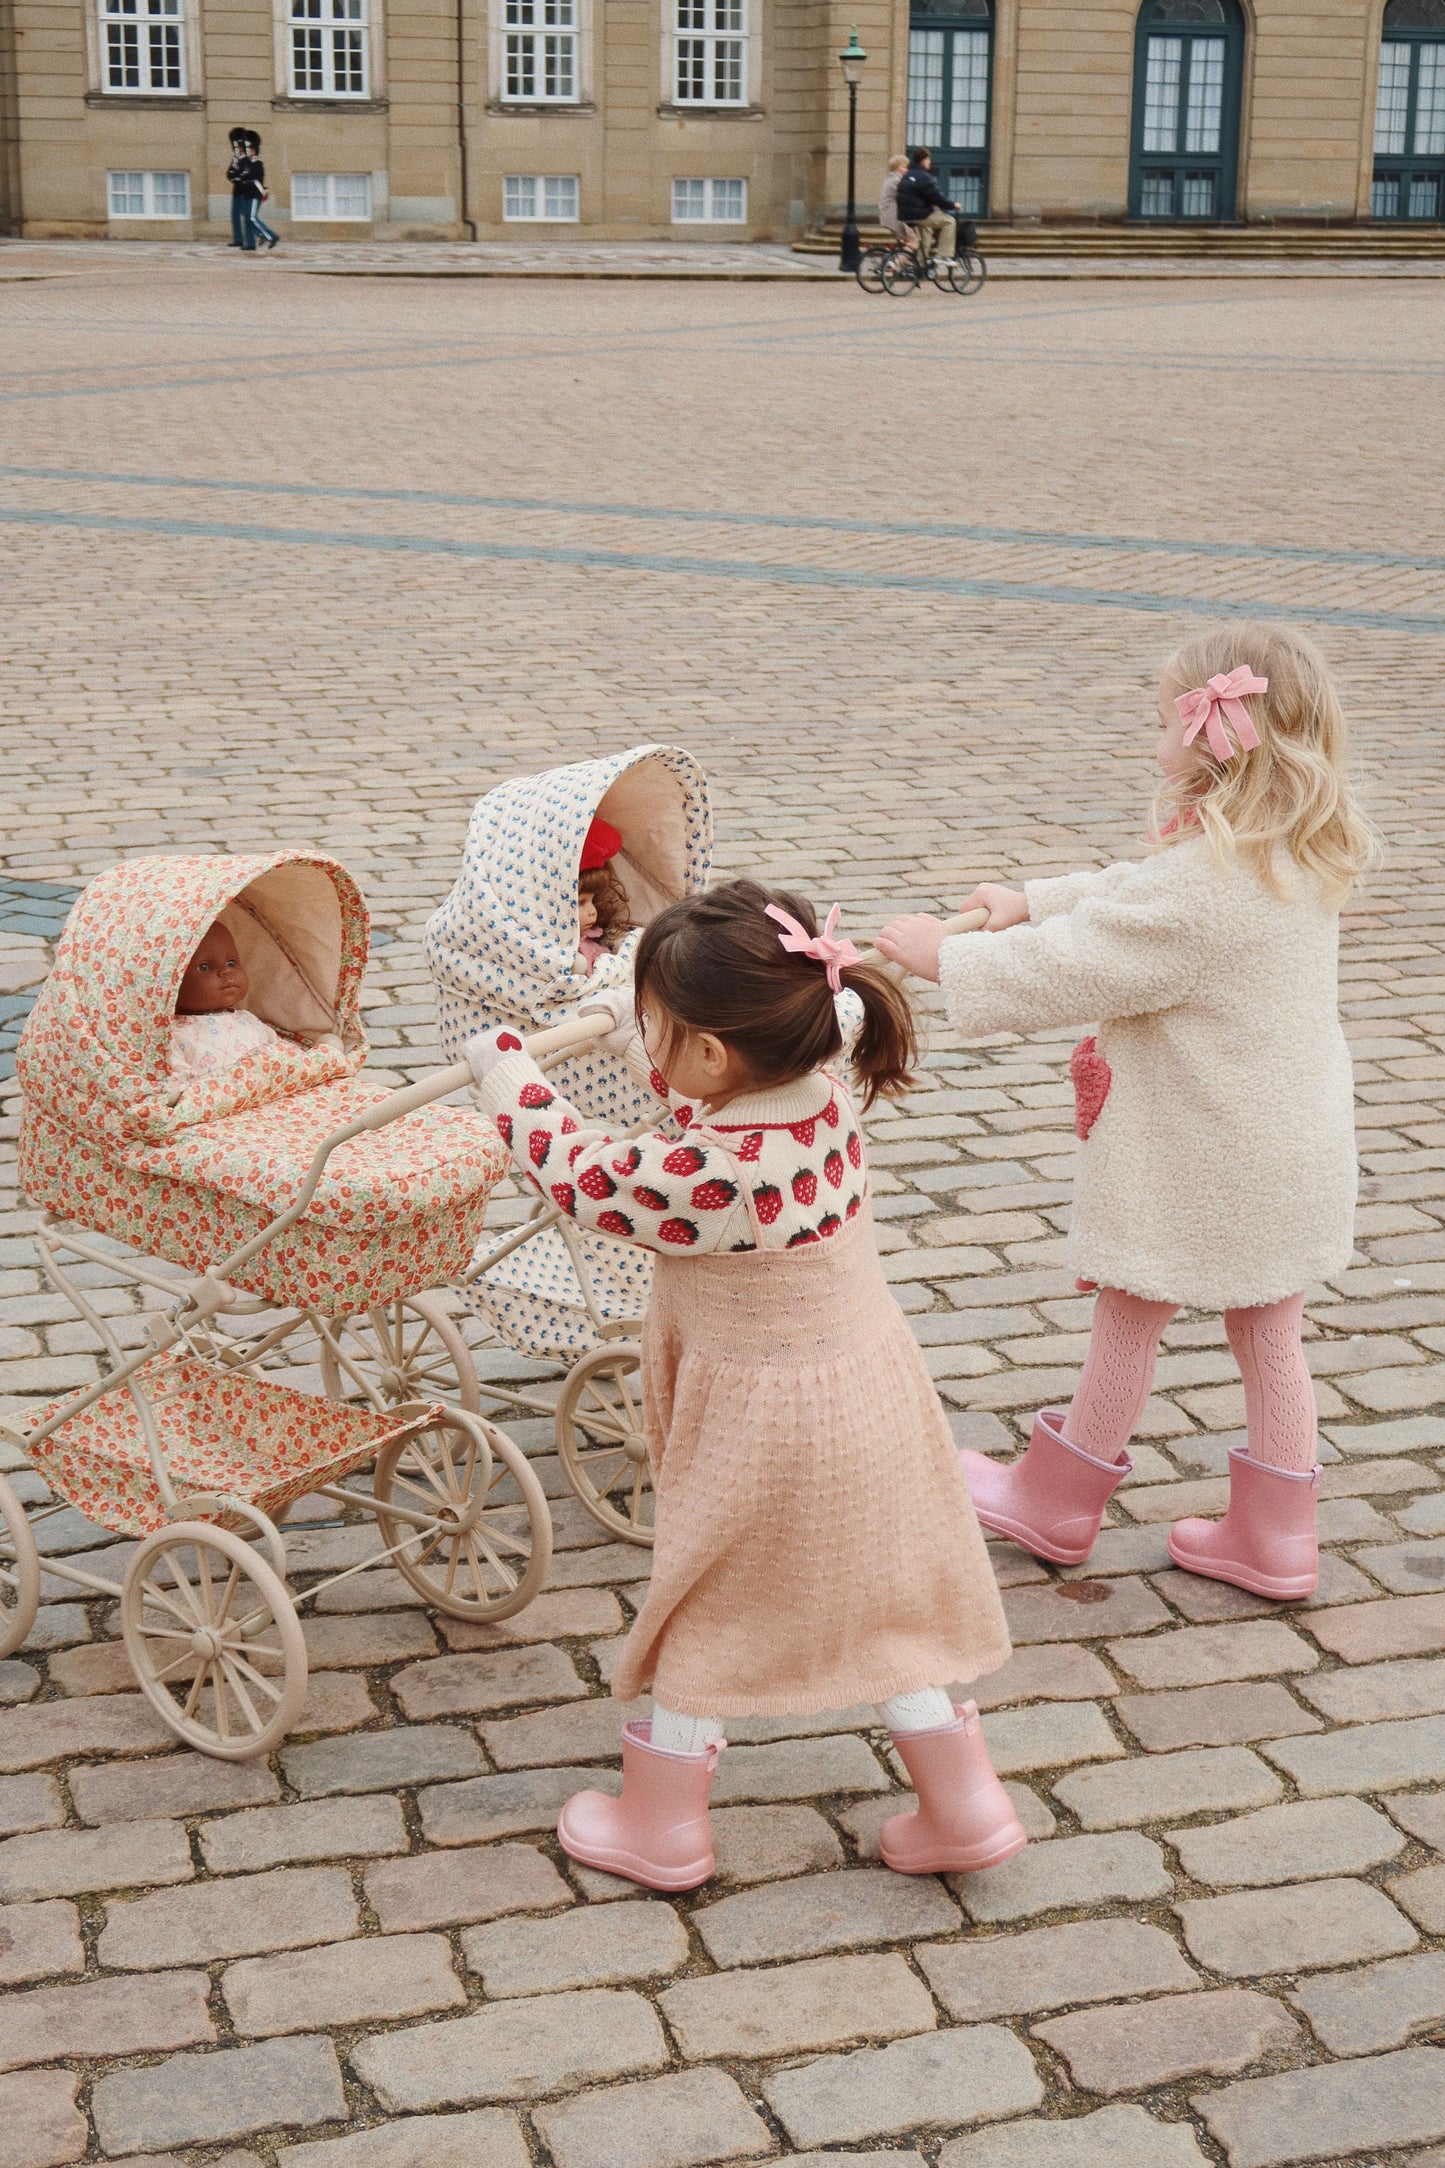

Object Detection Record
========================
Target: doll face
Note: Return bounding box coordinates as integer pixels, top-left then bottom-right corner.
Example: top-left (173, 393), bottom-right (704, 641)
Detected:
top-left (577, 887), bottom-right (599, 939)
top-left (177, 921), bottom-right (248, 1014)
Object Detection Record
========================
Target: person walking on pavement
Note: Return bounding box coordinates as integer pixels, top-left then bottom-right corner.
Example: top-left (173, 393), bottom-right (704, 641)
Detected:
top-left (242, 132), bottom-right (280, 251)
top-left (226, 128), bottom-right (253, 249)
top-left (896, 147), bottom-right (963, 269)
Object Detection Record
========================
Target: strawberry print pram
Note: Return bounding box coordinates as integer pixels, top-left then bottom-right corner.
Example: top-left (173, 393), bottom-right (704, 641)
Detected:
top-left (0, 851), bottom-right (555, 1759)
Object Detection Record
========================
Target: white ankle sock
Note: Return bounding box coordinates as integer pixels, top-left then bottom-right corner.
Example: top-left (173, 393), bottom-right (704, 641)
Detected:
top-left (880, 1686), bottom-right (957, 1733)
top-left (650, 1703), bottom-right (726, 1755)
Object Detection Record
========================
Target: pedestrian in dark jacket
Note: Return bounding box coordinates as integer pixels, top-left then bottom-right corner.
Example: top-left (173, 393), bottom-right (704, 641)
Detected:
top-left (243, 132), bottom-right (279, 251)
top-left (226, 128), bottom-right (252, 249)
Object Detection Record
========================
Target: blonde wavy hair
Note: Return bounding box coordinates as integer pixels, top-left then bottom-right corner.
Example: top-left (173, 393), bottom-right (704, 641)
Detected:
top-left (1153, 620), bottom-right (1380, 907)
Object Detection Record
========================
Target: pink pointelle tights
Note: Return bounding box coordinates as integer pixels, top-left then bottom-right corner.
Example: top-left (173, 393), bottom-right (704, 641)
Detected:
top-left (1063, 1287), bottom-right (1317, 1473)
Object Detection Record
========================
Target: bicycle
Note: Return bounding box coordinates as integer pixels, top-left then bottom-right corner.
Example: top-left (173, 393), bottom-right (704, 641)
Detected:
top-left (855, 243), bottom-right (891, 293)
top-left (880, 242), bottom-right (987, 297)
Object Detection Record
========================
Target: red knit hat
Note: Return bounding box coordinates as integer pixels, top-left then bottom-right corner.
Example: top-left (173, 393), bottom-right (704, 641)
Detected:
top-left (580, 815), bottom-right (622, 872)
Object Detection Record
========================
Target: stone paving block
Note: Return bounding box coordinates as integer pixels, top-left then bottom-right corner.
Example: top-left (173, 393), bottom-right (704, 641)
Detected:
top-left (99, 1864), bottom-right (359, 1969)
top-left (922, 1919), bottom-right (1198, 2018)
top-left (277, 2111), bottom-right (530, 2168)
top-left (92, 2036), bottom-right (345, 2153)
top-left (0, 2069), bottom-right (86, 2168)
top-left (438, 1585), bottom-right (624, 1646)
top-left (0, 1897), bottom-right (83, 1985)
top-left (350, 1987), bottom-right (668, 2110)
top-left (1265, 1714), bottom-right (1445, 1795)
top-left (300, 1612), bottom-right (440, 1671)
top-left (69, 1751), bottom-right (280, 1824)
top-left (1055, 1746), bottom-right (1283, 1829)
top-left (709, 1802), bottom-right (843, 1884)
top-left (695, 1867), bottom-right (961, 1967)
top-left (763, 2025), bottom-right (1043, 2149)
top-left (464, 1897), bottom-right (689, 1997)
top-left (1194, 2045), bottom-right (1445, 2166)
top-left (1305, 1592), bottom-right (1445, 1661)
top-left (1291, 1950), bottom-right (1445, 2052)
top-left (390, 1644), bottom-right (586, 1720)
top-left (201, 1793), bottom-right (407, 1872)
top-left (1297, 1653), bottom-right (1445, 1722)
top-left (0, 1662), bottom-right (37, 1704)
top-left (956, 1831), bottom-right (1171, 1922)
top-left (1170, 1796), bottom-right (1407, 1886)
top-left (479, 1696), bottom-right (647, 1769)
top-left (1175, 1877), bottom-right (1417, 1975)
top-left (1114, 1682), bottom-right (1321, 1750)
top-left (1388, 1861), bottom-right (1445, 1930)
top-left (1385, 1789), bottom-right (1445, 1846)
top-left (0, 1967), bottom-right (213, 2072)
top-left (282, 1723), bottom-right (485, 1796)
top-left (939, 2104), bottom-right (1211, 2167)
top-left (1355, 1540), bottom-right (1445, 1592)
top-left (0, 1814), bottom-right (192, 1900)
top-left (1073, 1524), bottom-right (1175, 1576)
top-left (1004, 1578), bottom-right (1171, 1645)
top-left (1035, 1989), bottom-right (1300, 2095)
top-left (418, 1765), bottom-right (611, 1844)
top-left (364, 1841), bottom-right (570, 1931)
top-left (0, 1775), bottom-right (61, 1837)
top-left (711, 1733), bottom-right (888, 1803)
top-left (660, 1950), bottom-right (936, 2060)
top-left (971, 1645), bottom-right (1117, 1708)
top-left (1106, 1622), bottom-right (1318, 1689)
top-left (0, 1691), bottom-right (173, 1770)
top-left (223, 1933), bottom-right (465, 2035)
top-left (534, 2068), bottom-right (773, 2168)
top-left (290, 1670), bottom-right (380, 1735)
top-left (981, 1701), bottom-right (1123, 1774)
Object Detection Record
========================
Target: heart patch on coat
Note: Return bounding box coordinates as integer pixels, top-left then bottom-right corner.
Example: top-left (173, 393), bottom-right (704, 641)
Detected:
top-left (1070, 1035), bottom-right (1112, 1140)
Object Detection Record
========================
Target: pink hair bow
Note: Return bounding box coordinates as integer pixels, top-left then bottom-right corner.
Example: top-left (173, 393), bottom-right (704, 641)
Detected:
top-left (1175, 666), bottom-right (1268, 762)
top-left (765, 902), bottom-right (861, 993)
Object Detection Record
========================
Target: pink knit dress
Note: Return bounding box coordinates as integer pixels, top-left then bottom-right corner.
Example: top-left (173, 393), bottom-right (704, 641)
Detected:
top-left (474, 1042), bottom-right (1012, 1718)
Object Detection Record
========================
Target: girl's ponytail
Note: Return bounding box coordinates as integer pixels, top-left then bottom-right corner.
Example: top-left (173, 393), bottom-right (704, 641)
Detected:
top-left (838, 960), bottom-right (918, 1110)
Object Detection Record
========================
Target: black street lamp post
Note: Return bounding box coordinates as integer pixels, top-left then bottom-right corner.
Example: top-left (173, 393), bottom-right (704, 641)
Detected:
top-left (838, 27), bottom-right (867, 274)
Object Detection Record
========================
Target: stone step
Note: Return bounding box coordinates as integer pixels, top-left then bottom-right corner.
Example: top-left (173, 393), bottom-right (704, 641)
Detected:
top-left (793, 220), bottom-right (1445, 260)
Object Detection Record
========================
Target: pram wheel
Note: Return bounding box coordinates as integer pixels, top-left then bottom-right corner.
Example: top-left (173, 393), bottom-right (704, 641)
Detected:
top-left (372, 1407), bottom-right (551, 1620)
top-left (0, 1471), bottom-right (41, 1659)
top-left (121, 1522), bottom-right (308, 1759)
top-left (318, 1294), bottom-right (481, 1416)
top-left (555, 1342), bottom-right (654, 1547)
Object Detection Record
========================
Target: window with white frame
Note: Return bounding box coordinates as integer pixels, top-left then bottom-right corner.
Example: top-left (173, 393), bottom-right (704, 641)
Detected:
top-left (291, 171), bottom-right (373, 219)
top-left (671, 176), bottom-right (746, 222)
top-left (290, 0), bottom-right (368, 96)
top-left (101, 0), bottom-right (185, 93)
top-left (502, 174), bottom-right (579, 219)
top-left (108, 168), bottom-right (191, 216)
top-left (503, 0), bottom-right (577, 101)
top-left (674, 0), bottom-right (746, 105)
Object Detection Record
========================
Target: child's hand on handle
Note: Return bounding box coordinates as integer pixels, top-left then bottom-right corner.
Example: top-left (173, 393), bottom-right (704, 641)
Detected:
top-left (958, 884), bottom-right (1030, 931)
top-left (577, 981), bottom-right (638, 1055)
top-left (876, 915), bottom-right (950, 984)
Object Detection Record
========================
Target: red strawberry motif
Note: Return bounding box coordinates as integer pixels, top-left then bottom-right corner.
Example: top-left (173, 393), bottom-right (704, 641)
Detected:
top-left (846, 1131), bottom-right (862, 1170)
top-left (789, 1117), bottom-right (816, 1147)
top-left (674, 1105), bottom-right (694, 1127)
top-left (753, 1183), bottom-right (782, 1225)
top-left (792, 1169), bottom-right (817, 1206)
top-left (649, 1066), bottom-right (670, 1098)
top-left (568, 1141), bottom-right (587, 1166)
top-left (560, 1115), bottom-right (578, 1135)
top-left (787, 1227), bottom-right (821, 1247)
top-left (528, 1129), bottom-right (551, 1168)
top-left (736, 1131), bottom-right (764, 1163)
top-left (613, 1145), bottom-right (643, 1176)
top-left (823, 1149), bottom-right (844, 1190)
top-left (634, 1185), bottom-right (669, 1212)
top-left (663, 1144), bottom-right (707, 1177)
top-left (551, 1182), bottom-right (576, 1213)
top-left (691, 1178), bottom-right (737, 1211)
top-left (659, 1217), bottom-right (699, 1246)
top-left (496, 1032), bottom-right (522, 1052)
top-left (495, 1113), bottom-right (513, 1143)
top-left (846, 1193), bottom-right (862, 1218)
top-left (519, 1082), bottom-right (554, 1109)
top-left (820, 1096), bottom-right (840, 1128)
top-left (819, 1212), bottom-right (842, 1238)
top-left (598, 1209), bottom-right (634, 1238)
top-left (579, 1166), bottom-right (617, 1200)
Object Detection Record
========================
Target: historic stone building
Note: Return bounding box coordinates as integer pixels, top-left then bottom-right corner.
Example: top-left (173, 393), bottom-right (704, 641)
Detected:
top-left (1, 0), bottom-right (1442, 240)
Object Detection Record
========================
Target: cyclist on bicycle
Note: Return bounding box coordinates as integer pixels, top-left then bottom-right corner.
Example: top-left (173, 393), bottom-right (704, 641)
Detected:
top-left (879, 154), bottom-right (918, 249)
top-left (896, 149), bottom-right (968, 271)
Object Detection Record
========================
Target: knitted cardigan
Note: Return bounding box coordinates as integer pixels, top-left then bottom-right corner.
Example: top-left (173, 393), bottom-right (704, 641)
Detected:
top-left (938, 837), bottom-right (1357, 1310)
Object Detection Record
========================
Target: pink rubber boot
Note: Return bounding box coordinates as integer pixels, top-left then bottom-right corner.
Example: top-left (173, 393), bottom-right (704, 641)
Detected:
top-left (1168, 1445), bottom-right (1321, 1600)
top-left (960, 1409), bottom-right (1132, 1566)
top-left (880, 1701), bottom-right (1027, 1875)
top-left (557, 1720), bottom-right (720, 1891)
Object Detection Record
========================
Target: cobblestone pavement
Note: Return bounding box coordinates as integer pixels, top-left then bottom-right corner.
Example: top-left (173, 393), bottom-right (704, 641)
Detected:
top-left (1, 265), bottom-right (1445, 2168)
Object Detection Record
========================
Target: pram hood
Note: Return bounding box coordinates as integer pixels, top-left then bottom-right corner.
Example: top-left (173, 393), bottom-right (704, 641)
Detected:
top-left (17, 852), bottom-right (369, 1147)
top-left (424, 744), bottom-right (712, 1036)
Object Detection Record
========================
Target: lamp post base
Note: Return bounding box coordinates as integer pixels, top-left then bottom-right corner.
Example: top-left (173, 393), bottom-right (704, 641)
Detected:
top-left (839, 220), bottom-right (861, 273)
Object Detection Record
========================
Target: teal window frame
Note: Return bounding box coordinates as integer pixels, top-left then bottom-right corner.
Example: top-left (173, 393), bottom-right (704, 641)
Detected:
top-left (1372, 0), bottom-right (1445, 222)
top-left (1128, 0), bottom-right (1245, 225)
top-left (906, 0), bottom-right (993, 220)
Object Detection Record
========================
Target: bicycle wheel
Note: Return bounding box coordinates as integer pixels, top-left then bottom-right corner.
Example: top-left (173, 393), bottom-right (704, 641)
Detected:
top-left (854, 246), bottom-right (888, 294)
top-left (947, 251), bottom-right (988, 296)
top-left (880, 248), bottom-right (921, 295)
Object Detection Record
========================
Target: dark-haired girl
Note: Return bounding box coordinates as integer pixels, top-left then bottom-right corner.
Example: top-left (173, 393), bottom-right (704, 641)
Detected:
top-left (468, 878), bottom-right (1018, 1892)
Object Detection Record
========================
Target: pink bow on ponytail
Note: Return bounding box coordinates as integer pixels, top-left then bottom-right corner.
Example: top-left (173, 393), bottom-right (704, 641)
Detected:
top-left (765, 902), bottom-right (861, 993)
top-left (1175, 666), bottom-right (1268, 762)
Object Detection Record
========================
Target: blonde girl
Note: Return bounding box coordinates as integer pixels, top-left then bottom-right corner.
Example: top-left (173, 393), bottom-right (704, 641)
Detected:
top-left (468, 878), bottom-right (1018, 1892)
top-left (879, 622), bottom-right (1378, 1601)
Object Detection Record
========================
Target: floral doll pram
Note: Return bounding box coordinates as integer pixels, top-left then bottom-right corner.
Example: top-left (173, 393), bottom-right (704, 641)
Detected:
top-left (419, 745), bottom-right (712, 1548)
top-left (0, 850), bottom-right (555, 1760)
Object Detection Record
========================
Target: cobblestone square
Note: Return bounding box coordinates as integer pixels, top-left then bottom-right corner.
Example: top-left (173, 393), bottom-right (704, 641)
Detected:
top-left (1, 257), bottom-right (1444, 2165)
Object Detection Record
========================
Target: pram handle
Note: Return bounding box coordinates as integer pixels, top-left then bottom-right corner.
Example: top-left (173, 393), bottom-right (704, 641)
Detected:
top-left (346, 1013), bottom-right (614, 1133)
top-left (862, 906), bottom-right (989, 978)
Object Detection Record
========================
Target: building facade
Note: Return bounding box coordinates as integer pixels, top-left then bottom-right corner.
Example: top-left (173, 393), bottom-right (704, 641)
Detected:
top-left (1, 0), bottom-right (1442, 240)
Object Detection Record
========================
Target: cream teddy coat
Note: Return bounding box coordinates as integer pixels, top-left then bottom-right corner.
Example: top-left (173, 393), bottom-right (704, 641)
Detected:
top-left (938, 837), bottom-right (1357, 1310)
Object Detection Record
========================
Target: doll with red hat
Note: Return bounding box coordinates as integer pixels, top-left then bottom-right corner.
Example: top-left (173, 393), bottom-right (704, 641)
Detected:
top-left (577, 815), bottom-right (632, 974)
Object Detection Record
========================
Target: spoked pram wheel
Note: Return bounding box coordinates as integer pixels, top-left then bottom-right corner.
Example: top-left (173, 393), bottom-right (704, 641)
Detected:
top-left (555, 1341), bottom-right (654, 1547)
top-left (0, 1471), bottom-right (41, 1660)
top-left (318, 1294), bottom-right (481, 1415)
top-left (121, 1522), bottom-right (308, 1759)
top-left (372, 1408), bottom-right (551, 1621)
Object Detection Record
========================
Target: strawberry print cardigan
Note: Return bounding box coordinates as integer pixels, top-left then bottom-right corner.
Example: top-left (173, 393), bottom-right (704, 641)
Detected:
top-left (471, 1038), bottom-right (866, 1255)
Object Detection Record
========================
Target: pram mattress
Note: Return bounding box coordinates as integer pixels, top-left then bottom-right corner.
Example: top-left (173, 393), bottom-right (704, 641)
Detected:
top-left (20, 1078), bottom-right (510, 1313)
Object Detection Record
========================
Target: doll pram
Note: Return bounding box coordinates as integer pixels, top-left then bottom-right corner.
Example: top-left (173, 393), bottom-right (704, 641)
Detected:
top-left (0, 851), bottom-right (554, 1760)
top-left (420, 745), bottom-right (712, 1548)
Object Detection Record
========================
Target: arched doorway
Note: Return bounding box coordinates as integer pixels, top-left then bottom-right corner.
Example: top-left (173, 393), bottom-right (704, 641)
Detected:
top-left (1128, 0), bottom-right (1245, 223)
top-left (906, 0), bottom-right (992, 217)
top-left (1373, 0), bottom-right (1445, 220)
